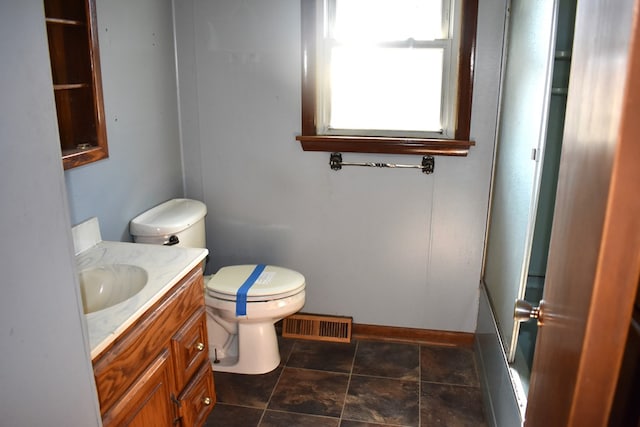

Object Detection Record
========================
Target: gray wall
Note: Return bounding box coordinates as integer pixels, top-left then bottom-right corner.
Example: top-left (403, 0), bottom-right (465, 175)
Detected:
top-left (0, 0), bottom-right (515, 423)
top-left (175, 0), bottom-right (508, 332)
top-left (0, 0), bottom-right (192, 423)
top-left (0, 1), bottom-right (101, 425)
top-left (64, 0), bottom-right (184, 241)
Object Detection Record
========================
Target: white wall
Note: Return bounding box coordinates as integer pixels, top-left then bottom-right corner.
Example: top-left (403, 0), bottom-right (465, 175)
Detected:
top-left (175, 0), bottom-right (507, 332)
top-left (0, 1), bottom-right (101, 425)
top-left (65, 0), bottom-right (184, 241)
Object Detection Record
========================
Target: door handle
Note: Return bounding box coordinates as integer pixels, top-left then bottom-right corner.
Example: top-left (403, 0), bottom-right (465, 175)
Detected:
top-left (514, 299), bottom-right (544, 325)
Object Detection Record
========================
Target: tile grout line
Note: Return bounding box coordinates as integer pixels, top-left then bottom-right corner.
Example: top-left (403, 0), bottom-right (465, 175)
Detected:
top-left (418, 344), bottom-right (422, 427)
top-left (257, 340), bottom-right (297, 426)
top-left (338, 339), bottom-right (359, 424)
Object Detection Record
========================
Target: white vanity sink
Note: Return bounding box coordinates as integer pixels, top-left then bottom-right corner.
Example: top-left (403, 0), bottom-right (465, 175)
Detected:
top-left (79, 264), bottom-right (148, 314)
top-left (73, 216), bottom-right (208, 359)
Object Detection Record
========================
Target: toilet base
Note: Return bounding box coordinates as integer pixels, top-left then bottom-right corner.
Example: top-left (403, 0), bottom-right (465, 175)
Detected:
top-left (209, 322), bottom-right (281, 375)
top-left (205, 288), bottom-right (305, 375)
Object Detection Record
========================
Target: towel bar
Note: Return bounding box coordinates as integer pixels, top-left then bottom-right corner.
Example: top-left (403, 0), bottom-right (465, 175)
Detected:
top-left (329, 153), bottom-right (434, 174)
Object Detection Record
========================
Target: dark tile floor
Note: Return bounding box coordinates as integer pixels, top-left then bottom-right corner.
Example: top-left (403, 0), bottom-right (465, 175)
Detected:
top-left (204, 338), bottom-right (487, 427)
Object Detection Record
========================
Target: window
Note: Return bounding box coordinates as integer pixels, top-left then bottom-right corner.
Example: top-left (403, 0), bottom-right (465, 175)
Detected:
top-left (297, 0), bottom-right (478, 155)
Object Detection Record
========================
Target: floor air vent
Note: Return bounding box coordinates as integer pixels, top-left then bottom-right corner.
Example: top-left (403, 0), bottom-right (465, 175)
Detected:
top-left (282, 314), bottom-right (352, 343)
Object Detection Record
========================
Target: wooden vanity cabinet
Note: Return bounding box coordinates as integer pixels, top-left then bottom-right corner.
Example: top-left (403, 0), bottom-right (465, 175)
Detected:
top-left (92, 265), bottom-right (215, 427)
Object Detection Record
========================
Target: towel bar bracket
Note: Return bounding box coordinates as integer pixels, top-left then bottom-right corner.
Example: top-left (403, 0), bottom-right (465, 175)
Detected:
top-left (329, 153), bottom-right (434, 175)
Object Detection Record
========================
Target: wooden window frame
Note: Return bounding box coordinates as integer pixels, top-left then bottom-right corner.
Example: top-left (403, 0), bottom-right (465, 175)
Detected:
top-left (296, 0), bottom-right (478, 156)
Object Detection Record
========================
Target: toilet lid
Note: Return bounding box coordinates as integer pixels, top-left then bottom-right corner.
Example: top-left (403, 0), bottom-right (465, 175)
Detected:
top-left (205, 265), bottom-right (305, 301)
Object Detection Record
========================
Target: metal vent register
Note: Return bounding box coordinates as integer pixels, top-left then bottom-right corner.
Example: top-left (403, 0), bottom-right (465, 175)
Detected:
top-left (282, 314), bottom-right (352, 343)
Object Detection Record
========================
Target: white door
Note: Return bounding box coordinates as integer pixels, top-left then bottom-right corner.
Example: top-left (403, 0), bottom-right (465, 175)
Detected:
top-left (483, 0), bottom-right (558, 361)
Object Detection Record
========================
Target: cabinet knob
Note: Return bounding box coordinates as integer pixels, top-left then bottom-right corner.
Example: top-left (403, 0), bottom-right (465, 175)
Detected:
top-left (202, 397), bottom-right (212, 406)
top-left (195, 342), bottom-right (205, 351)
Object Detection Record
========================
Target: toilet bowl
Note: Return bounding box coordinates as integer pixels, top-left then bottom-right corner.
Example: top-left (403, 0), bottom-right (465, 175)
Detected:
top-left (204, 264), bottom-right (305, 374)
top-left (129, 199), bottom-right (306, 375)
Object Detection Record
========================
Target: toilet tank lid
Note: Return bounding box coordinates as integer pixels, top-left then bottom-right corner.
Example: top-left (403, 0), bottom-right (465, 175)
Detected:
top-left (130, 199), bottom-right (207, 237)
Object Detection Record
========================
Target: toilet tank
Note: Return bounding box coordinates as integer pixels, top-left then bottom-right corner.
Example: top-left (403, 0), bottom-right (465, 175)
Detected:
top-left (129, 199), bottom-right (207, 248)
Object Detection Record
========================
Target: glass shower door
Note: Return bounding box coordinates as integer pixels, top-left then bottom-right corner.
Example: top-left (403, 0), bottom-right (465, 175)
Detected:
top-left (483, 0), bottom-right (558, 363)
top-left (514, 0), bottom-right (576, 386)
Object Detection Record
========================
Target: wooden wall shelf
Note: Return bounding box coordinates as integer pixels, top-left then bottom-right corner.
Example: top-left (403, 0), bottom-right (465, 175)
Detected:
top-left (44, 0), bottom-right (108, 170)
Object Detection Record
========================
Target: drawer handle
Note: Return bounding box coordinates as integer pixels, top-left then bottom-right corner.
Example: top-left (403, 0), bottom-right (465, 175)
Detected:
top-left (202, 397), bottom-right (212, 406)
top-left (195, 342), bottom-right (205, 352)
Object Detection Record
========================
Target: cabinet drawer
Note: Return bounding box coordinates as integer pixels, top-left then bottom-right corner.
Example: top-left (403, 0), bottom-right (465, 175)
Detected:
top-left (178, 362), bottom-right (216, 427)
top-left (172, 308), bottom-right (209, 391)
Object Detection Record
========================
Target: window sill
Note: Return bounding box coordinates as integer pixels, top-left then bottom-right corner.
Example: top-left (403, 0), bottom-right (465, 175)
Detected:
top-left (296, 135), bottom-right (475, 156)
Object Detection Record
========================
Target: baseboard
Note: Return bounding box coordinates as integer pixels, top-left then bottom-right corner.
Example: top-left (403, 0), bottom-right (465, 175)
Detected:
top-left (352, 323), bottom-right (475, 347)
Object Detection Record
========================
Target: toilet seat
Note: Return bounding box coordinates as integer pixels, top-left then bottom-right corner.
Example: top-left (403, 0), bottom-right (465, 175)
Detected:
top-left (206, 286), bottom-right (305, 302)
top-left (205, 265), bottom-right (305, 302)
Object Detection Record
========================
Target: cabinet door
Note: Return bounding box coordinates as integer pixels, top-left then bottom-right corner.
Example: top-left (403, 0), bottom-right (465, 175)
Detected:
top-left (102, 350), bottom-right (175, 427)
top-left (178, 362), bottom-right (216, 427)
top-left (172, 308), bottom-right (209, 391)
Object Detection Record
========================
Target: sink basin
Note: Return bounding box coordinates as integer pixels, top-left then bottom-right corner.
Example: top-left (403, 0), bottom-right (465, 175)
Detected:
top-left (79, 264), bottom-right (148, 314)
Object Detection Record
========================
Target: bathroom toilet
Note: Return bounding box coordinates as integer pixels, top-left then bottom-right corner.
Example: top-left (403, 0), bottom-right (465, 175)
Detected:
top-left (129, 198), bottom-right (306, 374)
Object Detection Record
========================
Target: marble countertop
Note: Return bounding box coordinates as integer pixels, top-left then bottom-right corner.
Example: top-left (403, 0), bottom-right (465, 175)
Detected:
top-left (77, 240), bottom-right (208, 360)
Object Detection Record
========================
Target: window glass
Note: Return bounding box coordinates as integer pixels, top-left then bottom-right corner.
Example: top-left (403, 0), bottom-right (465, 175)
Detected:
top-left (320, 0), bottom-right (454, 137)
top-left (329, 46), bottom-right (444, 132)
top-left (332, 0), bottom-right (444, 42)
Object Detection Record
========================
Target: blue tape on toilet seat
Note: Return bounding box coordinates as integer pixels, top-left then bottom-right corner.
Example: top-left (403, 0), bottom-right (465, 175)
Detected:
top-left (236, 264), bottom-right (266, 316)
